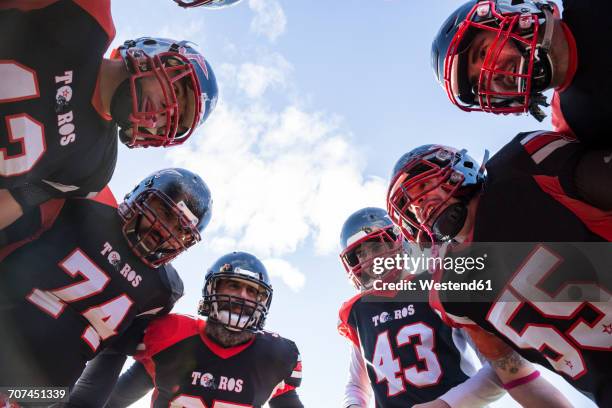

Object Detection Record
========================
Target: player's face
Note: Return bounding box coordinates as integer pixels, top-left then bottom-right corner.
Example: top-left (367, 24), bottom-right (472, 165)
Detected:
top-left (407, 179), bottom-right (456, 226)
top-left (217, 279), bottom-right (260, 302)
top-left (466, 29), bottom-right (523, 94)
top-left (353, 240), bottom-right (401, 286)
top-left (136, 196), bottom-right (192, 252)
top-left (125, 76), bottom-right (191, 141)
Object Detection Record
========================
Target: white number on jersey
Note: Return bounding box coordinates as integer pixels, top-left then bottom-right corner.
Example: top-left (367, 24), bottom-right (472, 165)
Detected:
top-left (371, 323), bottom-right (443, 396)
top-left (487, 245), bottom-right (612, 379)
top-left (27, 248), bottom-right (134, 352)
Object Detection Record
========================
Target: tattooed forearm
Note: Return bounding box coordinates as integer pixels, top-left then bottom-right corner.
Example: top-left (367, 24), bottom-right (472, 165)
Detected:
top-left (490, 351), bottom-right (527, 374)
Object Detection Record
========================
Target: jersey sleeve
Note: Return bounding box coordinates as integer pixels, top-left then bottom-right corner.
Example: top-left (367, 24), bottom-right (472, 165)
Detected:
top-left (337, 295), bottom-right (362, 349)
top-left (284, 340), bottom-right (302, 389)
top-left (158, 264), bottom-right (185, 315)
top-left (134, 314), bottom-right (198, 362)
top-left (342, 343), bottom-right (372, 408)
top-left (0, 198), bottom-right (64, 262)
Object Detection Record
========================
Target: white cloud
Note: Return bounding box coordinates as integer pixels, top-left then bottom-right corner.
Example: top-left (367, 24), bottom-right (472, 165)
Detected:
top-left (248, 0), bottom-right (287, 41)
top-left (263, 258), bottom-right (306, 292)
top-left (167, 46), bottom-right (386, 292)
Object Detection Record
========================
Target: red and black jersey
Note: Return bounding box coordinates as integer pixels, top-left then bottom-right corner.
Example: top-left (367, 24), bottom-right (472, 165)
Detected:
top-left (552, 0), bottom-right (612, 148)
top-left (0, 0), bottom-right (117, 199)
top-left (430, 131), bottom-right (612, 404)
top-left (338, 282), bottom-right (478, 408)
top-left (0, 191), bottom-right (183, 387)
top-left (134, 314), bottom-right (302, 408)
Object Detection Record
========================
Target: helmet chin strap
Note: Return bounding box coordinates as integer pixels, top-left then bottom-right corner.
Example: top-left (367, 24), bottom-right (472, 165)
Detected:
top-left (431, 201), bottom-right (468, 242)
top-left (525, 7), bottom-right (556, 121)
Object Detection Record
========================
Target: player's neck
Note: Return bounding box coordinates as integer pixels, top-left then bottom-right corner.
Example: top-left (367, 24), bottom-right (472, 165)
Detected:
top-left (204, 320), bottom-right (255, 347)
top-left (453, 196), bottom-right (479, 243)
top-left (99, 59), bottom-right (130, 116)
top-left (548, 19), bottom-right (571, 89)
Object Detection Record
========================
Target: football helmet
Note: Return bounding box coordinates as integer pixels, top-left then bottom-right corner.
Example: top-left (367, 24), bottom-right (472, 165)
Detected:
top-left (198, 252), bottom-right (273, 332)
top-left (111, 37), bottom-right (218, 148)
top-left (432, 0), bottom-right (558, 121)
top-left (387, 145), bottom-right (485, 243)
top-left (173, 0), bottom-right (243, 8)
top-left (119, 168), bottom-right (213, 268)
top-left (340, 207), bottom-right (407, 291)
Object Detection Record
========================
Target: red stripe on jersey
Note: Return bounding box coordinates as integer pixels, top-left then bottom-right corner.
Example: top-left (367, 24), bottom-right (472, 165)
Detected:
top-left (293, 361), bottom-right (302, 373)
top-left (338, 290), bottom-right (398, 348)
top-left (271, 383), bottom-right (296, 399)
top-left (533, 175), bottom-right (612, 241)
top-left (198, 319), bottom-right (255, 359)
top-left (521, 132), bottom-right (563, 155)
top-left (0, 198), bottom-right (64, 262)
top-left (135, 314), bottom-right (200, 360)
top-left (73, 0), bottom-right (115, 42)
top-left (86, 186), bottom-right (117, 208)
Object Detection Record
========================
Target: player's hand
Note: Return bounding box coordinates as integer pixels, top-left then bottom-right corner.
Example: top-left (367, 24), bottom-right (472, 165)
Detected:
top-left (412, 399), bottom-right (451, 408)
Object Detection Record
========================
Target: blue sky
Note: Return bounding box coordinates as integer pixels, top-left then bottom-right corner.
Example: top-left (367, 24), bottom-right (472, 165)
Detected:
top-left (106, 1), bottom-right (595, 407)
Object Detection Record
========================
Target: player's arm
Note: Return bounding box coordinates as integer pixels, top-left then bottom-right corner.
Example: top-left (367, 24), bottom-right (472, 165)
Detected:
top-left (0, 183), bottom-right (56, 231)
top-left (342, 343), bottom-right (372, 408)
top-left (465, 326), bottom-right (573, 408)
top-left (413, 362), bottom-right (505, 408)
top-left (268, 388), bottom-right (304, 408)
top-left (67, 318), bottom-right (153, 407)
top-left (574, 149), bottom-right (612, 210)
top-left (65, 349), bottom-right (128, 408)
top-left (104, 361), bottom-right (153, 408)
top-left (269, 340), bottom-right (304, 408)
top-left (0, 189), bottom-right (23, 230)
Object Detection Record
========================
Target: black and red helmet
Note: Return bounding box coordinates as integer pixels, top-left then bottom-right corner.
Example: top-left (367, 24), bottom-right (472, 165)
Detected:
top-left (198, 252), bottom-right (273, 333)
top-left (431, 0), bottom-right (559, 121)
top-left (387, 145), bottom-right (485, 243)
top-left (119, 168), bottom-right (213, 268)
top-left (339, 207), bottom-right (407, 291)
top-left (111, 37), bottom-right (218, 148)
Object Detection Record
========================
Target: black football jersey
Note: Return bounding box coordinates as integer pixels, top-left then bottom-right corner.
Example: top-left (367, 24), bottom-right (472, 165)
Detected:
top-left (338, 282), bottom-right (478, 408)
top-left (0, 193), bottom-right (183, 387)
top-left (431, 131), bottom-right (612, 404)
top-left (552, 0), bottom-right (612, 148)
top-left (0, 0), bottom-right (117, 198)
top-left (134, 314), bottom-right (302, 408)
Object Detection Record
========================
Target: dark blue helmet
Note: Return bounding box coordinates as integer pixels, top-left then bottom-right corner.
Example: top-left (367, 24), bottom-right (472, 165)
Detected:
top-left (387, 145), bottom-right (485, 242)
top-left (340, 207), bottom-right (407, 290)
top-left (111, 37), bottom-right (218, 148)
top-left (119, 168), bottom-right (213, 268)
top-left (174, 0), bottom-right (243, 8)
top-left (199, 252), bottom-right (273, 332)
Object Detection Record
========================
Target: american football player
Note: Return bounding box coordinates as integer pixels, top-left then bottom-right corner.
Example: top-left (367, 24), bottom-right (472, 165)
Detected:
top-left (0, 167), bottom-right (213, 388)
top-left (386, 138), bottom-right (612, 405)
top-left (432, 0), bottom-right (611, 147)
top-left (0, 1), bottom-right (218, 233)
top-left (338, 207), bottom-right (572, 408)
top-left (173, 0), bottom-right (243, 8)
top-left (67, 251), bottom-right (304, 408)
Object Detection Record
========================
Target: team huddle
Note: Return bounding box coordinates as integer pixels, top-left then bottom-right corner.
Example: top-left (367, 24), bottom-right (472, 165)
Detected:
top-left (0, 0), bottom-right (610, 407)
